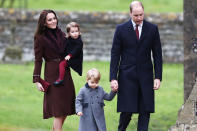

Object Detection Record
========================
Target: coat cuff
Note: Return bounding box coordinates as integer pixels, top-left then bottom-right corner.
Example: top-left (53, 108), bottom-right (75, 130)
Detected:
top-left (33, 75), bottom-right (40, 83)
top-left (68, 54), bottom-right (72, 58)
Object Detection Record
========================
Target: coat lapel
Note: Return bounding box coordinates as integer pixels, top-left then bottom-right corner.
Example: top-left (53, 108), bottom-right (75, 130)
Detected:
top-left (139, 20), bottom-right (148, 42)
top-left (126, 20), bottom-right (139, 42)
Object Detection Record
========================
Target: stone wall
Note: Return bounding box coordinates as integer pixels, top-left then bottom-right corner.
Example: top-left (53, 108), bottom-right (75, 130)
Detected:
top-left (183, 0), bottom-right (197, 102)
top-left (169, 78), bottom-right (197, 131)
top-left (0, 9), bottom-right (183, 62)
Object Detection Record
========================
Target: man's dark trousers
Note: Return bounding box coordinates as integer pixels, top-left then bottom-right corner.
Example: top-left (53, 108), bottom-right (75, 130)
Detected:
top-left (118, 112), bottom-right (150, 131)
top-left (118, 86), bottom-right (150, 131)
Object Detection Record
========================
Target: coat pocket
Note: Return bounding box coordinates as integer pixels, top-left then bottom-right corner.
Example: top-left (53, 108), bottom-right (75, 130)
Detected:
top-left (119, 64), bottom-right (136, 71)
top-left (100, 103), bottom-right (105, 108)
top-left (82, 103), bottom-right (88, 108)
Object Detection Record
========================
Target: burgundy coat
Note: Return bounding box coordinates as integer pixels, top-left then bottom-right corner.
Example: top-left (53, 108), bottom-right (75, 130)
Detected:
top-left (33, 27), bottom-right (76, 119)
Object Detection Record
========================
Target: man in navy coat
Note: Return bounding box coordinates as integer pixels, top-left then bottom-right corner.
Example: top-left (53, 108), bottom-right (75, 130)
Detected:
top-left (110, 1), bottom-right (162, 131)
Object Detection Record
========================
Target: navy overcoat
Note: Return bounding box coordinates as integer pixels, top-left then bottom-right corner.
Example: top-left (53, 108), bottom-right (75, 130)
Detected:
top-left (110, 19), bottom-right (162, 113)
top-left (65, 36), bottom-right (83, 76)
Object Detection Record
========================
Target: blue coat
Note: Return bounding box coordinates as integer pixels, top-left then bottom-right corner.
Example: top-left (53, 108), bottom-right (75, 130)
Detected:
top-left (76, 83), bottom-right (116, 131)
top-left (110, 20), bottom-right (162, 113)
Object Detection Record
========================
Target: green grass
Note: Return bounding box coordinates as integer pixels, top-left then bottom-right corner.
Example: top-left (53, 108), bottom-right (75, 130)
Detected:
top-left (0, 62), bottom-right (183, 131)
top-left (3, 0), bottom-right (182, 13)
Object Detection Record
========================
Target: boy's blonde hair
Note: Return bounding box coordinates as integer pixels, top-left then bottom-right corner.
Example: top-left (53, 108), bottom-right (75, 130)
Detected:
top-left (66, 22), bottom-right (80, 33)
top-left (86, 68), bottom-right (101, 82)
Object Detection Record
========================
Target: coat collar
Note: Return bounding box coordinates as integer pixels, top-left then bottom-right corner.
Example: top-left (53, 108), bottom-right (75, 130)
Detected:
top-left (85, 83), bottom-right (90, 88)
top-left (85, 83), bottom-right (98, 90)
top-left (43, 27), bottom-right (66, 55)
top-left (127, 19), bottom-right (148, 42)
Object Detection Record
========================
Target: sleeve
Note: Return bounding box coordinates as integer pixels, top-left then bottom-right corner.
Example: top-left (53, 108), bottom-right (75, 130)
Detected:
top-left (68, 54), bottom-right (72, 58)
top-left (33, 36), bottom-right (44, 83)
top-left (75, 88), bottom-right (84, 113)
top-left (102, 88), bottom-right (116, 101)
top-left (152, 26), bottom-right (163, 81)
top-left (110, 25), bottom-right (122, 81)
top-left (69, 36), bottom-right (83, 58)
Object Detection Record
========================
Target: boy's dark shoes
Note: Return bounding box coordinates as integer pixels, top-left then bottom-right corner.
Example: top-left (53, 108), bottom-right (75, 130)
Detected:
top-left (40, 78), bottom-right (50, 92)
top-left (53, 80), bottom-right (64, 87)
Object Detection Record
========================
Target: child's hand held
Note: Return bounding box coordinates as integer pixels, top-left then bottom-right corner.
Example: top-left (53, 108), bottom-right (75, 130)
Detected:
top-left (77, 112), bottom-right (83, 116)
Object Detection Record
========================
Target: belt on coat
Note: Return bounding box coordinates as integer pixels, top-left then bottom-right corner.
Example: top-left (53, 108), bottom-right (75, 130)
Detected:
top-left (45, 58), bottom-right (63, 62)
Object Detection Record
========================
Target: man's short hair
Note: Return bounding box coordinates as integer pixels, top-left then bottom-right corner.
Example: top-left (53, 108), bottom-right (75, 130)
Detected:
top-left (130, 1), bottom-right (144, 13)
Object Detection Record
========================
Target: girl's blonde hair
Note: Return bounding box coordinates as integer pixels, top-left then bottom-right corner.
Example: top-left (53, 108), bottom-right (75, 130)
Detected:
top-left (86, 68), bottom-right (101, 82)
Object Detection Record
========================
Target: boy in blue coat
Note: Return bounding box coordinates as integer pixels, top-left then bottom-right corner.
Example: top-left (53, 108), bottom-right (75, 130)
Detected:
top-left (76, 68), bottom-right (118, 131)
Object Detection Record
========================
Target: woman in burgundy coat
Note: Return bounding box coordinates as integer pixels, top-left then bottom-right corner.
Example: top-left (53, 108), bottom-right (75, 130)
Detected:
top-left (33, 10), bottom-right (75, 131)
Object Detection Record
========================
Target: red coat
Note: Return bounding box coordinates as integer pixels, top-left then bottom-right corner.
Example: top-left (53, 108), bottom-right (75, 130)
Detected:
top-left (33, 27), bottom-right (75, 119)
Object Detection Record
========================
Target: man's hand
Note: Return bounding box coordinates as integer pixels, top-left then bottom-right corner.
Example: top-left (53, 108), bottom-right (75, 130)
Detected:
top-left (111, 80), bottom-right (118, 91)
top-left (153, 79), bottom-right (161, 90)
